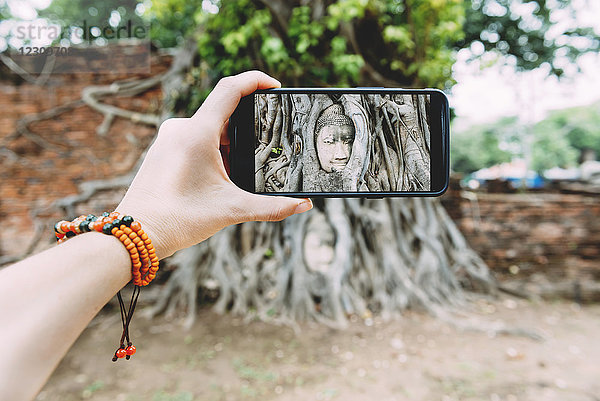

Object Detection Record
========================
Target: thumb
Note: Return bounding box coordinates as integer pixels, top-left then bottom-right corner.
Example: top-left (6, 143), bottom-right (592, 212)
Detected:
top-left (238, 193), bottom-right (313, 222)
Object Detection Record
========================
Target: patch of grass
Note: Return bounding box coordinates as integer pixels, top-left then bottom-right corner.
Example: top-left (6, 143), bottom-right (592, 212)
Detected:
top-left (180, 346), bottom-right (218, 369)
top-left (152, 390), bottom-right (194, 401)
top-left (318, 388), bottom-right (339, 400)
top-left (483, 369), bottom-right (497, 380)
top-left (82, 380), bottom-right (104, 398)
top-left (231, 358), bottom-right (282, 399)
top-left (233, 358), bottom-right (278, 383)
top-left (439, 377), bottom-right (478, 399)
top-left (160, 362), bottom-right (178, 373)
top-left (240, 384), bottom-right (258, 398)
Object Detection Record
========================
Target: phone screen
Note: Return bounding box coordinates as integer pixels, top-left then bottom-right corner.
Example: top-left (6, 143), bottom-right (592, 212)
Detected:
top-left (252, 92), bottom-right (439, 193)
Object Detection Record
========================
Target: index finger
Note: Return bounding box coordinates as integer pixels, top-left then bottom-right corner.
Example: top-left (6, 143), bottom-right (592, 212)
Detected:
top-left (192, 70), bottom-right (281, 126)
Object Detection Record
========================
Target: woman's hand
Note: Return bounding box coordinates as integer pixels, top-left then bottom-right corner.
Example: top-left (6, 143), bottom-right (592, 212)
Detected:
top-left (116, 71), bottom-right (312, 259)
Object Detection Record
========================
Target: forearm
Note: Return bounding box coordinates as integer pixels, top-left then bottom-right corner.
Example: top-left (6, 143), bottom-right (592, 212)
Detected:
top-left (0, 232), bottom-right (131, 400)
top-left (0, 71), bottom-right (312, 400)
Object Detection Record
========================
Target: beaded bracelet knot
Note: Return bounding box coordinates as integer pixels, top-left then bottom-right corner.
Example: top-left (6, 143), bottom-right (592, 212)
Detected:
top-left (55, 212), bottom-right (158, 362)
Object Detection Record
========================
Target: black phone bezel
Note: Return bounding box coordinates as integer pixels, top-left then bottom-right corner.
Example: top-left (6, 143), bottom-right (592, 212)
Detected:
top-left (229, 88), bottom-right (449, 197)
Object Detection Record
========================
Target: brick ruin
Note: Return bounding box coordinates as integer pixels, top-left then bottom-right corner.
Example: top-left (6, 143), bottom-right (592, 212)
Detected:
top-left (1, 45), bottom-right (171, 258)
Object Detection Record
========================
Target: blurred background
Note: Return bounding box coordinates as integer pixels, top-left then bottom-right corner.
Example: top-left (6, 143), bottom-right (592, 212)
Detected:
top-left (1, 0), bottom-right (599, 400)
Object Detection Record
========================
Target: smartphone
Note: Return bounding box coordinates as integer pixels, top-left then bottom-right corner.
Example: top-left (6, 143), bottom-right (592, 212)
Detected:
top-left (229, 88), bottom-right (449, 197)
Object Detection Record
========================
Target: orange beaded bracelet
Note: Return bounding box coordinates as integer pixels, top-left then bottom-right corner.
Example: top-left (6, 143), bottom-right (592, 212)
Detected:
top-left (55, 212), bottom-right (159, 361)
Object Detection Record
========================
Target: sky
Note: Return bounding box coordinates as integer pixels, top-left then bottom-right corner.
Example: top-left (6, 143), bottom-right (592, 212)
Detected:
top-left (450, 0), bottom-right (600, 131)
top-left (450, 50), bottom-right (600, 131)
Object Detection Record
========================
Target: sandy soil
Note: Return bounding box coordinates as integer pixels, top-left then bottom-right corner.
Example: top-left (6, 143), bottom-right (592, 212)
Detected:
top-left (37, 297), bottom-right (600, 401)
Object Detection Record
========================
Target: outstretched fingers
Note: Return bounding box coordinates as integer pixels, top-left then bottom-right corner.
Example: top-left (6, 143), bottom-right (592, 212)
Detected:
top-left (233, 191), bottom-right (313, 223)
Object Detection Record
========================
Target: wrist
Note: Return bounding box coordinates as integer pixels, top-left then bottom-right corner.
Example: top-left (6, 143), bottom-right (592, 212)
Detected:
top-left (55, 212), bottom-right (163, 283)
top-left (113, 207), bottom-right (170, 260)
top-left (79, 231), bottom-right (132, 284)
top-left (51, 211), bottom-right (161, 362)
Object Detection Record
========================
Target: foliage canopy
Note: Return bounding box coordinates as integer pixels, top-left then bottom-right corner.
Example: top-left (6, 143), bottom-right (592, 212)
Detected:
top-left (141, 0), bottom-right (600, 114)
top-left (451, 103), bottom-right (600, 174)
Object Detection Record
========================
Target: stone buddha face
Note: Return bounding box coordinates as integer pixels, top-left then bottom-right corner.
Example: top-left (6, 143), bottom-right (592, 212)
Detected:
top-left (315, 104), bottom-right (355, 173)
top-left (303, 212), bottom-right (335, 273)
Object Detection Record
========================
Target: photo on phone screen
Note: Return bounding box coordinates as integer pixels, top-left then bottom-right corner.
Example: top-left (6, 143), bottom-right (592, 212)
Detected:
top-left (254, 93), bottom-right (432, 193)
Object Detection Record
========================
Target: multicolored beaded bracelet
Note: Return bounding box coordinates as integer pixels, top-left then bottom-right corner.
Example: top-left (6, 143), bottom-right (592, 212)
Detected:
top-left (55, 212), bottom-right (159, 362)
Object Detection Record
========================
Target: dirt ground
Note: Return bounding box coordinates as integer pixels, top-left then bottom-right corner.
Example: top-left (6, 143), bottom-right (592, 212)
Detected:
top-left (37, 297), bottom-right (600, 401)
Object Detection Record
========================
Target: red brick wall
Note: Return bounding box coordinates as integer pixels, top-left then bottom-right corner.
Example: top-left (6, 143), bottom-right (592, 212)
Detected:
top-left (440, 190), bottom-right (600, 281)
top-left (0, 47), bottom-right (172, 257)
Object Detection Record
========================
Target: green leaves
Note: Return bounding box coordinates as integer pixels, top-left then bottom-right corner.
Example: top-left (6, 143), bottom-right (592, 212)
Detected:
top-left (383, 25), bottom-right (414, 53)
top-left (331, 54), bottom-right (365, 83)
top-left (452, 103), bottom-right (600, 175)
top-left (461, 0), bottom-right (600, 76)
top-left (531, 104), bottom-right (600, 172)
top-left (149, 0), bottom-right (471, 92)
top-left (221, 9), bottom-right (270, 55)
top-left (261, 37), bottom-right (288, 65)
top-left (530, 124), bottom-right (578, 173)
top-left (451, 117), bottom-right (516, 174)
top-left (327, 0), bottom-right (369, 29)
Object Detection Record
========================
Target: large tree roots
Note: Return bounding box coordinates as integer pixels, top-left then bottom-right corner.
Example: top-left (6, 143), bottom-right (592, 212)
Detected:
top-left (150, 198), bottom-right (509, 332)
